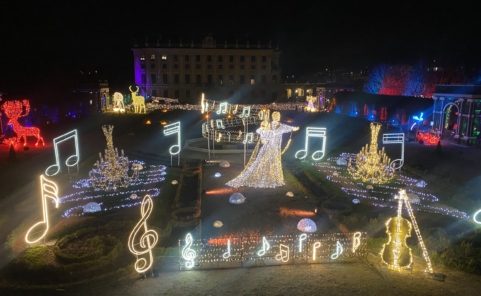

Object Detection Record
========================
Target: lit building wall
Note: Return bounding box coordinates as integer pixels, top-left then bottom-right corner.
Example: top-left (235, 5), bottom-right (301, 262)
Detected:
top-left (132, 36), bottom-right (281, 103)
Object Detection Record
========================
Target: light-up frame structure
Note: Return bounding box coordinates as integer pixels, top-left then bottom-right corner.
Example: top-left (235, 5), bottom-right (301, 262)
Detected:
top-left (295, 127), bottom-right (327, 161)
top-left (179, 232), bottom-right (366, 270)
top-left (25, 175), bottom-right (59, 244)
top-left (382, 133), bottom-right (405, 170)
top-left (128, 195), bottom-right (159, 273)
top-left (163, 121), bottom-right (181, 166)
top-left (45, 129), bottom-right (80, 176)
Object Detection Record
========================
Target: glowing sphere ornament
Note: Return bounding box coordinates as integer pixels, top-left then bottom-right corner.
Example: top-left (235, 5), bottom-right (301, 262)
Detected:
top-left (219, 161), bottom-right (231, 168)
top-left (214, 172), bottom-right (222, 178)
top-left (286, 191), bottom-right (294, 198)
top-left (336, 157), bottom-right (348, 166)
top-left (82, 202), bottom-right (102, 213)
top-left (297, 218), bottom-right (317, 233)
top-left (213, 220), bottom-right (224, 228)
top-left (229, 192), bottom-right (246, 204)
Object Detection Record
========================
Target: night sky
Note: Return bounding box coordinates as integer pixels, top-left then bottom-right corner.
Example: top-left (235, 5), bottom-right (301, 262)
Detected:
top-left (1, 1), bottom-right (480, 101)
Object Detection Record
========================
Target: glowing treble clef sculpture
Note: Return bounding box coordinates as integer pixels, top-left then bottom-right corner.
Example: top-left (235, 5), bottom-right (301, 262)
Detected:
top-left (127, 195), bottom-right (159, 273)
top-left (182, 233), bottom-right (197, 269)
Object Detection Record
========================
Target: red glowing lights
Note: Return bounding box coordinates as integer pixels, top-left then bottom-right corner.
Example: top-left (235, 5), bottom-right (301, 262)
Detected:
top-left (1, 99), bottom-right (45, 147)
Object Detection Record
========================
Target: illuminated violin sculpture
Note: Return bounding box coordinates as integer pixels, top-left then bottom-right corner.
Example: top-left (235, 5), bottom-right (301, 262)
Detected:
top-left (381, 192), bottom-right (413, 270)
top-left (380, 190), bottom-right (434, 273)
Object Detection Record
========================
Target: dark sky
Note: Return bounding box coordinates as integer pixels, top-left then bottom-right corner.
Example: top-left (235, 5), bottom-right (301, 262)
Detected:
top-left (1, 1), bottom-right (480, 101)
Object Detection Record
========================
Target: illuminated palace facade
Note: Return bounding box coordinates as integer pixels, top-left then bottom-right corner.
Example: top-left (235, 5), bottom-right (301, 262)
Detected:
top-left (132, 36), bottom-right (281, 103)
top-left (432, 84), bottom-right (481, 145)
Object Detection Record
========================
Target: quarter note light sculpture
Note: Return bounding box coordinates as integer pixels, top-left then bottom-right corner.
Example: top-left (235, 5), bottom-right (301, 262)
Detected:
top-left (128, 195), bottom-right (159, 273)
top-left (295, 127), bottom-right (327, 161)
top-left (25, 175), bottom-right (59, 244)
top-left (45, 129), bottom-right (80, 176)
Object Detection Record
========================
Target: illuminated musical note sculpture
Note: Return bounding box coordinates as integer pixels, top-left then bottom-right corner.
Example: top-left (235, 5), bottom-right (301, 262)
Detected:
top-left (295, 127), bottom-right (327, 161)
top-left (330, 241), bottom-right (343, 260)
top-left (128, 195), bottom-right (159, 273)
top-left (312, 241), bottom-right (321, 261)
top-left (381, 190), bottom-right (434, 273)
top-left (45, 129), bottom-right (80, 176)
top-left (298, 233), bottom-right (307, 252)
top-left (163, 121), bottom-right (181, 156)
top-left (348, 123), bottom-right (394, 184)
top-left (163, 121), bottom-right (181, 166)
top-left (239, 106), bottom-right (251, 118)
top-left (382, 133), bottom-right (405, 170)
top-left (216, 119), bottom-right (225, 129)
top-left (201, 93), bottom-right (208, 114)
top-left (182, 233), bottom-right (197, 269)
top-left (216, 102), bottom-right (228, 115)
top-left (474, 209), bottom-right (481, 225)
top-left (352, 232), bottom-right (362, 253)
top-left (257, 236), bottom-right (270, 257)
top-left (222, 239), bottom-right (232, 259)
top-left (243, 132), bottom-right (254, 144)
top-left (275, 244), bottom-right (289, 262)
top-left (25, 175), bottom-right (59, 244)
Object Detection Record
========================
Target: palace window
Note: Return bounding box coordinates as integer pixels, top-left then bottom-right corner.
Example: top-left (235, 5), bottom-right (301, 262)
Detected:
top-left (185, 74), bottom-right (190, 84)
top-left (240, 56), bottom-right (245, 62)
top-left (151, 74), bottom-right (157, 83)
top-left (163, 74), bottom-right (168, 84)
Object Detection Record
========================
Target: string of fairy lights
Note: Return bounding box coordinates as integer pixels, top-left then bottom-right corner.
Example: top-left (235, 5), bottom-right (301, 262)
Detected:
top-left (60, 162), bottom-right (166, 217)
top-left (179, 232), bottom-right (367, 270)
top-left (315, 153), bottom-right (469, 220)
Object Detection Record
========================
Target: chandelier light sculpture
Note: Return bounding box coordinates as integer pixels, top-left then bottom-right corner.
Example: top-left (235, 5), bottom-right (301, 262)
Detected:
top-left (89, 125), bottom-right (131, 190)
top-left (348, 123), bottom-right (394, 184)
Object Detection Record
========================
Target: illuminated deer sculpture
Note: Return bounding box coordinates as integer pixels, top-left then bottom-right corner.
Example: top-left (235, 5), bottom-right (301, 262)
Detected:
top-left (129, 86), bottom-right (146, 114)
top-left (1, 100), bottom-right (45, 147)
